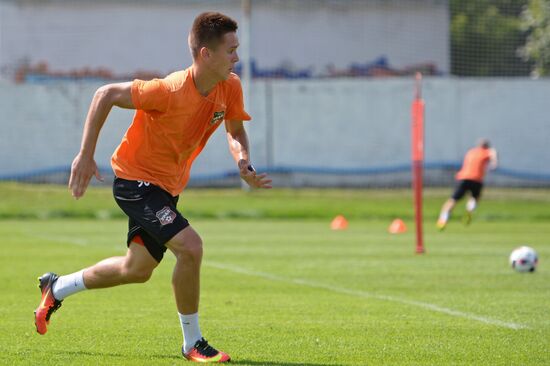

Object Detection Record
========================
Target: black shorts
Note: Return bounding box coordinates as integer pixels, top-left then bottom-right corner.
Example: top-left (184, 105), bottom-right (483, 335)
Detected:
top-left (452, 179), bottom-right (483, 201)
top-left (113, 177), bottom-right (189, 262)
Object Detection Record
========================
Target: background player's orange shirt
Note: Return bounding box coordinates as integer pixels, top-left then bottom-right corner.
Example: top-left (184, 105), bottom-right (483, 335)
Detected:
top-left (111, 68), bottom-right (251, 196)
top-left (455, 147), bottom-right (492, 182)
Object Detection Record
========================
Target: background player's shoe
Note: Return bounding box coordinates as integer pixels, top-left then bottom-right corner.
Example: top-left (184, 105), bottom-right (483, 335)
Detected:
top-left (34, 272), bottom-right (63, 335)
top-left (436, 218), bottom-right (447, 231)
top-left (463, 212), bottom-right (472, 226)
top-left (182, 338), bottom-right (231, 363)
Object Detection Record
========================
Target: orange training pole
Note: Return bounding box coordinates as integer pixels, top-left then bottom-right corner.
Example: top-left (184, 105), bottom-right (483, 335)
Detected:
top-left (412, 72), bottom-right (425, 254)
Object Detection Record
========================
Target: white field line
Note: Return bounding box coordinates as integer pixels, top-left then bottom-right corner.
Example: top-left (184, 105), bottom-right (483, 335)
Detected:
top-left (206, 261), bottom-right (528, 330)
top-left (31, 232), bottom-right (527, 330)
top-left (25, 232), bottom-right (90, 246)
top-left (26, 232), bottom-right (123, 251)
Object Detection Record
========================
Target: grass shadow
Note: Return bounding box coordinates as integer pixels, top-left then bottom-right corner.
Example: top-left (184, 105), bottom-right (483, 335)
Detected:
top-left (52, 350), bottom-right (180, 360)
top-left (231, 360), bottom-right (345, 366)
top-left (53, 351), bottom-right (343, 365)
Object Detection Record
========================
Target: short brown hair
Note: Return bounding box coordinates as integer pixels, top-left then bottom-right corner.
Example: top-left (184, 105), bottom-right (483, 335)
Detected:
top-left (189, 12), bottom-right (238, 59)
top-left (478, 138), bottom-right (491, 149)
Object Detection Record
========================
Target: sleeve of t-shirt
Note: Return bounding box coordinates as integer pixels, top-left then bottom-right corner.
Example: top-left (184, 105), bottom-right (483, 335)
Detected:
top-left (131, 79), bottom-right (171, 113)
top-left (225, 76), bottom-right (252, 121)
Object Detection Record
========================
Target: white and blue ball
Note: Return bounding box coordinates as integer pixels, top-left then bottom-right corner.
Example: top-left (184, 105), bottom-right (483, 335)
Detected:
top-left (509, 246), bottom-right (538, 273)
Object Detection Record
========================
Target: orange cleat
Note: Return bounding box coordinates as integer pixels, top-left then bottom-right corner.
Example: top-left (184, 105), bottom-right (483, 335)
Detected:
top-left (34, 272), bottom-right (63, 335)
top-left (183, 338), bottom-right (231, 363)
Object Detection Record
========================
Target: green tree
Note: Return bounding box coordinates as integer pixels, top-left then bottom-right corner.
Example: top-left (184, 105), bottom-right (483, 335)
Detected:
top-left (519, 0), bottom-right (550, 76)
top-left (451, 0), bottom-right (532, 76)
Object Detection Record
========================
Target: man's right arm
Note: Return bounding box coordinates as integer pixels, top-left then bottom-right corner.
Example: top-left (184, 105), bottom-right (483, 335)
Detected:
top-left (69, 82), bottom-right (134, 199)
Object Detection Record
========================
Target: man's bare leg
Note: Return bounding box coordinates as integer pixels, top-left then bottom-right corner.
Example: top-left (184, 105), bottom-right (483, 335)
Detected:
top-left (35, 242), bottom-right (158, 334)
top-left (437, 198), bottom-right (457, 230)
top-left (166, 226), bottom-right (230, 362)
top-left (84, 242), bottom-right (159, 288)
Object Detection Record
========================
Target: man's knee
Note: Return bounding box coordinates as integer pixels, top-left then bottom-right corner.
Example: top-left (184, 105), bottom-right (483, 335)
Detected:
top-left (122, 264), bottom-right (153, 283)
top-left (174, 236), bottom-right (203, 261)
top-left (122, 243), bottom-right (158, 283)
top-left (168, 227), bottom-right (203, 262)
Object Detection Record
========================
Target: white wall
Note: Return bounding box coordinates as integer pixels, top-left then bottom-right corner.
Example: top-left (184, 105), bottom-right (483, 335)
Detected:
top-left (248, 0), bottom-right (449, 72)
top-left (1, 78), bottom-right (549, 185)
top-left (0, 0), bottom-right (449, 78)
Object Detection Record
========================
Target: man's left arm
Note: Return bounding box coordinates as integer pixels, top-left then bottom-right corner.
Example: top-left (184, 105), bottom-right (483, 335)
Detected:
top-left (488, 148), bottom-right (498, 170)
top-left (225, 119), bottom-right (272, 189)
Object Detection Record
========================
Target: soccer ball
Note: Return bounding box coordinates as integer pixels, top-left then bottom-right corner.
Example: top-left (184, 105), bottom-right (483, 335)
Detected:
top-left (509, 246), bottom-right (538, 273)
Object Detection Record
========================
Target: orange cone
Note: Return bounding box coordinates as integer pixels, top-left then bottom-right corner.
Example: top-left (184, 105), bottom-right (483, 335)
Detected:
top-left (330, 215), bottom-right (349, 230)
top-left (388, 218), bottom-right (407, 234)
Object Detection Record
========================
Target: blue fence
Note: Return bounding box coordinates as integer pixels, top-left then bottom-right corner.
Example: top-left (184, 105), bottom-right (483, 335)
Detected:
top-left (2, 162), bottom-right (550, 186)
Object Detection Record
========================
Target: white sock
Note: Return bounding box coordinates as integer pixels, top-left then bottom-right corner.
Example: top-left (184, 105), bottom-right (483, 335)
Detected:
top-left (52, 270), bottom-right (87, 300)
top-left (179, 312), bottom-right (202, 354)
top-left (439, 211), bottom-right (450, 222)
top-left (466, 198), bottom-right (477, 212)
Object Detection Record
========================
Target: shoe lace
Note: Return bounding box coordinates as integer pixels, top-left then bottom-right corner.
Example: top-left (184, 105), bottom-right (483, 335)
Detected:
top-left (193, 338), bottom-right (219, 357)
top-left (45, 300), bottom-right (62, 321)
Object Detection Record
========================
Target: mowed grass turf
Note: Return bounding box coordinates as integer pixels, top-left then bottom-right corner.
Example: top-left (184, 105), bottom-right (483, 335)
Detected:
top-left (0, 183), bottom-right (549, 365)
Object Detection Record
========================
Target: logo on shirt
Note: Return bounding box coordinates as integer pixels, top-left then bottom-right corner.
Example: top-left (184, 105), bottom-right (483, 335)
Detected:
top-left (156, 206), bottom-right (176, 226)
top-left (210, 111), bottom-right (225, 125)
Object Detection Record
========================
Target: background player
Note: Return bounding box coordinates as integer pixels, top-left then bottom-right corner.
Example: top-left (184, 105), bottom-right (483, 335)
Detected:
top-left (437, 139), bottom-right (498, 230)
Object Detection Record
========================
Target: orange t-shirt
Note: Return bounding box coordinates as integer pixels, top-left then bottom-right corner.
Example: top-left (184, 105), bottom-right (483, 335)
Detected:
top-left (111, 68), bottom-right (251, 196)
top-left (455, 147), bottom-right (492, 182)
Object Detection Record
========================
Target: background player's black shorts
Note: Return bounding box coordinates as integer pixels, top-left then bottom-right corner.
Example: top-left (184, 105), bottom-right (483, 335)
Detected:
top-left (113, 177), bottom-right (189, 262)
top-left (452, 179), bottom-right (483, 201)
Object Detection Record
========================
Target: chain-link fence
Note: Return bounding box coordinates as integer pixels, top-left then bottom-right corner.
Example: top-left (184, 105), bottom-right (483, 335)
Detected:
top-left (1, 0), bottom-right (549, 187)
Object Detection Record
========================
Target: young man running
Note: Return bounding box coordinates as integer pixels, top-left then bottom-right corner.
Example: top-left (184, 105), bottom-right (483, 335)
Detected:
top-left (34, 12), bottom-right (271, 363)
top-left (437, 139), bottom-right (497, 230)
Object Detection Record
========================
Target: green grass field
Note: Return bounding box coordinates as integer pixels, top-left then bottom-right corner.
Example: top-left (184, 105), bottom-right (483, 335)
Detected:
top-left (0, 183), bottom-right (549, 365)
